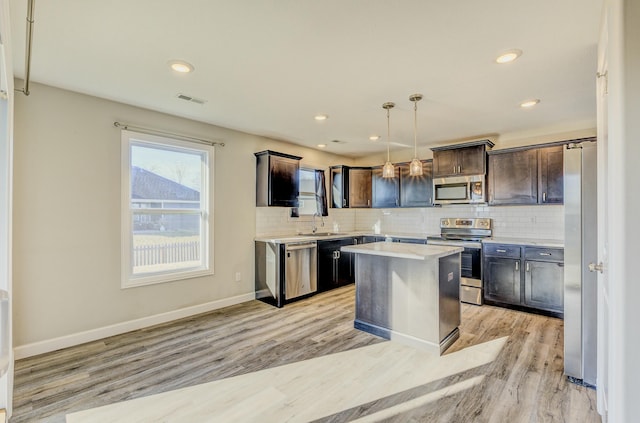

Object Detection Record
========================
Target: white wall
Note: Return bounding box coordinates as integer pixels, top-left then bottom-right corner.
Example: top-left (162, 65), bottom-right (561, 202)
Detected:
top-left (605, 0), bottom-right (640, 420)
top-left (12, 82), bottom-right (353, 351)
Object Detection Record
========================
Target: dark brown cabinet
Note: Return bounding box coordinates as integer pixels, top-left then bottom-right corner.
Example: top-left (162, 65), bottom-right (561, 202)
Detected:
top-left (372, 165), bottom-right (400, 208)
top-left (483, 244), bottom-right (522, 305)
top-left (523, 247), bottom-right (564, 314)
top-left (255, 150), bottom-right (301, 207)
top-left (317, 238), bottom-right (358, 291)
top-left (399, 160), bottom-right (434, 207)
top-left (538, 145), bottom-right (564, 204)
top-left (488, 149), bottom-right (538, 205)
top-left (487, 144), bottom-right (564, 206)
top-left (329, 166), bottom-right (372, 208)
top-left (432, 141), bottom-right (492, 178)
top-left (483, 243), bottom-right (564, 316)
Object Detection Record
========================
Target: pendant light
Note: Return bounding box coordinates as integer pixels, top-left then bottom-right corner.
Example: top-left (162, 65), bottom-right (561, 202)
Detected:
top-left (382, 102), bottom-right (396, 178)
top-left (409, 93), bottom-right (424, 176)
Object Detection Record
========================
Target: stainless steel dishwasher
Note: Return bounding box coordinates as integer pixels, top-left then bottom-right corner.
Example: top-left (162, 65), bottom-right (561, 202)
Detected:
top-left (255, 240), bottom-right (317, 307)
top-left (284, 241), bottom-right (317, 300)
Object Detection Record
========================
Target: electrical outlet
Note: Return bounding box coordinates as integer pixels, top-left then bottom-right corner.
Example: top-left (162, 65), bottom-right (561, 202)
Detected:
top-left (235, 272), bottom-right (242, 282)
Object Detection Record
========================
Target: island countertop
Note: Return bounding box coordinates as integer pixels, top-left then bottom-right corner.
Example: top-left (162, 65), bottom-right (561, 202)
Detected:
top-left (342, 242), bottom-right (463, 260)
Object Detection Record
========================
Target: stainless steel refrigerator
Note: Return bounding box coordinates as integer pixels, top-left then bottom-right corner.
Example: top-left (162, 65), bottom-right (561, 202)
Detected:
top-left (564, 140), bottom-right (598, 386)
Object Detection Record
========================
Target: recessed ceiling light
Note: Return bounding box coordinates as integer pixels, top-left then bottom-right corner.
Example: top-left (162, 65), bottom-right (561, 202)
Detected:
top-left (314, 114), bottom-right (329, 121)
top-left (369, 135), bottom-right (380, 141)
top-left (168, 60), bottom-right (195, 73)
top-left (317, 144), bottom-right (327, 148)
top-left (496, 49), bottom-right (523, 64)
top-left (520, 99), bottom-right (540, 108)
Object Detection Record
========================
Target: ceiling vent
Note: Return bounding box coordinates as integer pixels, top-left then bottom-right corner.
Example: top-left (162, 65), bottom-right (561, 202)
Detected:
top-left (176, 93), bottom-right (207, 105)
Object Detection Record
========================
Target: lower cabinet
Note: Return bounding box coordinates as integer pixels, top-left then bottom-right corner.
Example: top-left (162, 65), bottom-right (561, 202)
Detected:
top-left (317, 238), bottom-right (358, 291)
top-left (483, 243), bottom-right (564, 316)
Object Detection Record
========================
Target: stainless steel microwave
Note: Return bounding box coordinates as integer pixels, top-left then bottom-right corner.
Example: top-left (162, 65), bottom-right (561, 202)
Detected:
top-left (433, 175), bottom-right (486, 205)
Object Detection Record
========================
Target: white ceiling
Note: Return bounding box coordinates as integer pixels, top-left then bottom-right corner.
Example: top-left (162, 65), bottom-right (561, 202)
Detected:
top-left (9, 0), bottom-right (603, 157)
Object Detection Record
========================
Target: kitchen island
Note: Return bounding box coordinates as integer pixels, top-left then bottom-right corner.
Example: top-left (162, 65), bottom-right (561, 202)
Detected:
top-left (341, 242), bottom-right (463, 355)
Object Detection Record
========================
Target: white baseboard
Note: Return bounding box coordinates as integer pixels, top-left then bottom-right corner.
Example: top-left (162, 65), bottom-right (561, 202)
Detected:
top-left (14, 292), bottom-right (256, 360)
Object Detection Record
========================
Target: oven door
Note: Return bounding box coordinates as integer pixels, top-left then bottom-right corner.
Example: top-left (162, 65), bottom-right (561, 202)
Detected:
top-left (460, 247), bottom-right (481, 287)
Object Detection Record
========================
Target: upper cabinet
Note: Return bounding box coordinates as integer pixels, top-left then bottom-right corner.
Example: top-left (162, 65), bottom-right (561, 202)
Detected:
top-left (538, 145), bottom-right (564, 204)
top-left (399, 160), bottom-right (433, 207)
top-left (432, 140), bottom-right (494, 178)
top-left (255, 150), bottom-right (301, 207)
top-left (488, 149), bottom-right (538, 205)
top-left (372, 165), bottom-right (400, 208)
top-left (487, 144), bottom-right (564, 206)
top-left (330, 166), bottom-right (372, 208)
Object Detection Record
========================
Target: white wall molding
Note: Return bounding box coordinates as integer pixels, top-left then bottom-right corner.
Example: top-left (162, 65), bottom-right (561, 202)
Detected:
top-left (14, 293), bottom-right (255, 359)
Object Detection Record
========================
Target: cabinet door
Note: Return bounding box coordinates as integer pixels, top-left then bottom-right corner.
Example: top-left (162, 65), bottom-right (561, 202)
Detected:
top-left (432, 149), bottom-right (458, 177)
top-left (348, 168), bottom-right (372, 208)
top-left (483, 257), bottom-right (521, 305)
top-left (330, 166), bottom-right (346, 208)
top-left (317, 243), bottom-right (337, 292)
top-left (488, 149), bottom-right (538, 205)
top-left (400, 160), bottom-right (433, 207)
top-left (372, 166), bottom-right (400, 208)
top-left (524, 260), bottom-right (564, 313)
top-left (458, 145), bottom-right (486, 175)
top-left (539, 145), bottom-right (564, 204)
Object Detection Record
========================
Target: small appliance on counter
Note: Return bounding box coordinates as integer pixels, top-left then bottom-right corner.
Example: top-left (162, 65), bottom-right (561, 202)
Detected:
top-left (427, 218), bottom-right (492, 305)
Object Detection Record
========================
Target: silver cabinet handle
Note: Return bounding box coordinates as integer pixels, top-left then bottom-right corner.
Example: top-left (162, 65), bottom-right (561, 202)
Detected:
top-left (542, 192), bottom-right (547, 202)
top-left (497, 249), bottom-right (507, 253)
top-left (458, 165), bottom-right (461, 174)
top-left (539, 252), bottom-right (552, 256)
top-left (453, 165), bottom-right (456, 174)
top-left (526, 262), bottom-right (530, 272)
top-left (395, 199), bottom-right (399, 207)
top-left (515, 261), bottom-right (519, 271)
top-left (343, 199), bottom-right (347, 207)
top-left (367, 199), bottom-right (370, 206)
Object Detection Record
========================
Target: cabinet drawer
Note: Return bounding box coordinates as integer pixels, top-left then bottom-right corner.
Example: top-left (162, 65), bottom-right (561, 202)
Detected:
top-left (524, 247), bottom-right (564, 262)
top-left (483, 244), bottom-right (521, 258)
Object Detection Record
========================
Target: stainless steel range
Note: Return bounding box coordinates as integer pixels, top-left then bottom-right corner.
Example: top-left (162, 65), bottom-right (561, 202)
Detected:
top-left (427, 218), bottom-right (492, 305)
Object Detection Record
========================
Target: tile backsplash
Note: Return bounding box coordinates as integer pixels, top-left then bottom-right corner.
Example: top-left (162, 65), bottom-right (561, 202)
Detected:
top-left (256, 205), bottom-right (564, 241)
top-left (256, 207), bottom-right (356, 236)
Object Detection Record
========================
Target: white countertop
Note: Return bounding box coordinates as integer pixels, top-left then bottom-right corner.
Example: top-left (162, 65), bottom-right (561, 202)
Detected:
top-left (341, 242), bottom-right (463, 260)
top-left (254, 231), bottom-right (438, 244)
top-left (484, 237), bottom-right (564, 248)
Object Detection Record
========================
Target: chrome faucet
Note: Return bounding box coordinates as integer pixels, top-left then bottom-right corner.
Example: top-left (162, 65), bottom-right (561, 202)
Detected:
top-left (311, 212), bottom-right (324, 234)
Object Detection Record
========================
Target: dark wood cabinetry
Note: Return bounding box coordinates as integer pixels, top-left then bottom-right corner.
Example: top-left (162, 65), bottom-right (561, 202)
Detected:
top-left (399, 160), bottom-right (433, 207)
top-left (255, 150), bottom-right (302, 207)
top-left (488, 149), bottom-right (538, 205)
top-left (538, 145), bottom-right (564, 204)
top-left (487, 144), bottom-right (564, 206)
top-left (483, 244), bottom-right (522, 305)
top-left (317, 238), bottom-right (358, 291)
top-left (483, 243), bottom-right (564, 316)
top-left (330, 166), bottom-right (372, 208)
top-left (372, 166), bottom-right (400, 208)
top-left (432, 141), bottom-right (493, 178)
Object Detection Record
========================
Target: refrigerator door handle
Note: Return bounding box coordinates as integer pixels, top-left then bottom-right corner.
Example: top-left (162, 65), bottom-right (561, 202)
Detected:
top-left (588, 262), bottom-right (604, 273)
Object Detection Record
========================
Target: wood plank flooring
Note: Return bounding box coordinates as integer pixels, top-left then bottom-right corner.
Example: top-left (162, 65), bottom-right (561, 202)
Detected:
top-left (11, 285), bottom-right (600, 422)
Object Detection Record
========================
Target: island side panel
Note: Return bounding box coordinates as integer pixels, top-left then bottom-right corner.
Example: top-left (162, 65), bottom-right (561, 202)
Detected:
top-left (354, 254), bottom-right (441, 348)
top-left (438, 253), bottom-right (462, 342)
top-left (354, 255), bottom-right (391, 337)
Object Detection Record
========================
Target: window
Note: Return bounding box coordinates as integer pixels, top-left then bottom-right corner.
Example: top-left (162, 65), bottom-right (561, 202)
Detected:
top-left (121, 130), bottom-right (213, 287)
top-left (292, 168), bottom-right (328, 217)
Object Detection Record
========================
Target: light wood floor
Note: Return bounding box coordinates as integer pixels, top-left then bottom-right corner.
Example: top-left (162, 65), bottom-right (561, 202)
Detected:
top-left (11, 285), bottom-right (600, 422)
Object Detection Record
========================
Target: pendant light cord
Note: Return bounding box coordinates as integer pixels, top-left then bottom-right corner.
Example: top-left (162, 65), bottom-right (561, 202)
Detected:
top-left (387, 107), bottom-right (391, 162)
top-left (413, 100), bottom-right (418, 158)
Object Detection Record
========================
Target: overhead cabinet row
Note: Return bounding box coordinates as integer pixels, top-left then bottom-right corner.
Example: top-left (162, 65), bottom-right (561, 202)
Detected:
top-left (330, 160), bottom-right (434, 209)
